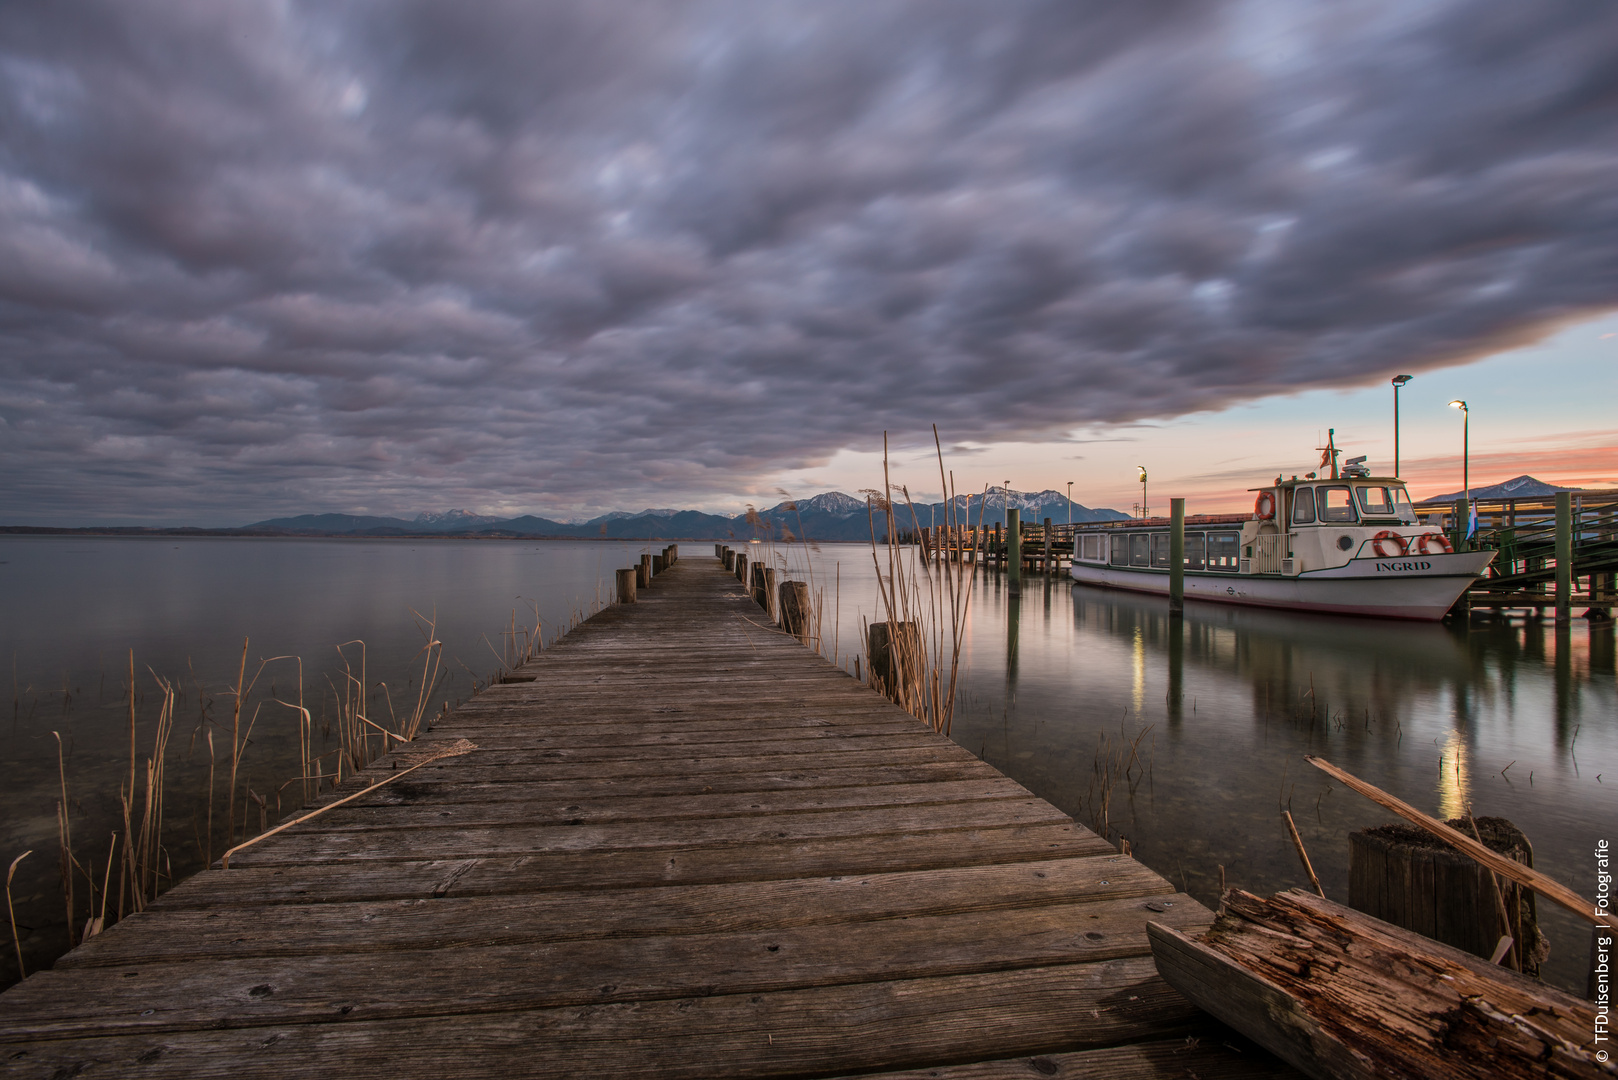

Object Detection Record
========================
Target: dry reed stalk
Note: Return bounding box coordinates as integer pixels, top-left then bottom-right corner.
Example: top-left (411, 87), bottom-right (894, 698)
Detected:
top-left (6, 850), bottom-right (29, 979)
top-left (50, 731), bottom-right (75, 946)
top-left (219, 738), bottom-right (477, 868)
top-left (225, 638), bottom-right (248, 846)
top-left (1282, 809), bottom-right (1326, 898)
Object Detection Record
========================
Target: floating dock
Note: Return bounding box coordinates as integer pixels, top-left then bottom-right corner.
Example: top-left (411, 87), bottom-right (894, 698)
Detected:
top-left (0, 556), bottom-right (1294, 1078)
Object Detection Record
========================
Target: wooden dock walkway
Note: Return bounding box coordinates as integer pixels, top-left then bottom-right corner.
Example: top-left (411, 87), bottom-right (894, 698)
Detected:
top-left (0, 557), bottom-right (1294, 1078)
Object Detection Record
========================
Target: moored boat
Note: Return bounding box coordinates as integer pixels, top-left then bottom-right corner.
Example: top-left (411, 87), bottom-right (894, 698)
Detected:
top-left (1070, 463), bottom-right (1494, 620)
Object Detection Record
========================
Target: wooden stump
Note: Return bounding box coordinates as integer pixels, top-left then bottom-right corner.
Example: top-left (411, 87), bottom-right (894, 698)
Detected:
top-left (749, 563), bottom-right (766, 607)
top-left (866, 620), bottom-right (922, 700)
top-left (635, 558), bottom-right (649, 590)
top-left (779, 580), bottom-right (810, 640)
top-left (735, 553), bottom-right (747, 584)
top-left (614, 568), bottom-right (636, 604)
top-left (722, 548), bottom-right (734, 571)
top-left (1349, 816), bottom-right (1547, 976)
top-left (651, 554), bottom-right (665, 577)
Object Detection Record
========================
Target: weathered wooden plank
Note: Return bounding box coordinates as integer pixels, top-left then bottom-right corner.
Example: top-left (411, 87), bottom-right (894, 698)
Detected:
top-left (4, 894), bottom-right (1212, 1037)
top-left (303, 777), bottom-right (1037, 830)
top-left (64, 856), bottom-right (1170, 967)
top-left (319, 760), bottom-right (1004, 804)
top-left (151, 824), bottom-right (1115, 906)
top-left (832, 1035), bottom-right (1301, 1079)
top-left (0, 959), bottom-right (1203, 1080)
top-left (223, 798), bottom-right (1075, 865)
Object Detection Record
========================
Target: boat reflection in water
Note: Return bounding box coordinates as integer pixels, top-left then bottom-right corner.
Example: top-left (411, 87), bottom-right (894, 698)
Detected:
top-left (951, 572), bottom-right (1616, 995)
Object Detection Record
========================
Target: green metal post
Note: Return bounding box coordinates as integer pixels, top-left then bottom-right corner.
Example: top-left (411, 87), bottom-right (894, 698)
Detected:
top-left (1169, 498), bottom-right (1185, 614)
top-left (1452, 498), bottom-right (1467, 554)
top-left (1007, 508), bottom-right (1021, 597)
top-left (1555, 491), bottom-right (1572, 622)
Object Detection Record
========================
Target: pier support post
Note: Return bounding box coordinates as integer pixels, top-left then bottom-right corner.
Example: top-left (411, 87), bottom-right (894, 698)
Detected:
top-left (1043, 518), bottom-right (1052, 576)
top-left (636, 557), bottom-right (650, 590)
top-left (1169, 498), bottom-right (1185, 615)
top-left (735, 553), bottom-right (748, 584)
top-left (779, 580), bottom-right (810, 641)
top-left (651, 554), bottom-right (665, 577)
top-left (615, 568), bottom-right (636, 604)
top-left (1555, 491), bottom-right (1572, 623)
top-left (722, 547), bottom-right (734, 571)
top-left (761, 567), bottom-right (777, 620)
top-left (1007, 509), bottom-right (1021, 596)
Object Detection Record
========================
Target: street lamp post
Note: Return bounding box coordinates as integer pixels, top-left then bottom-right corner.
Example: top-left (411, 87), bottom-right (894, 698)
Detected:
top-left (1449, 399), bottom-right (1469, 544)
top-left (1137, 467), bottom-right (1148, 520)
top-left (1066, 481), bottom-right (1073, 527)
top-left (1392, 374), bottom-right (1413, 476)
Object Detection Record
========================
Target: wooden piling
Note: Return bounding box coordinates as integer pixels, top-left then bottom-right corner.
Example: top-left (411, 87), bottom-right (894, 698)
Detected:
top-left (1348, 817), bottom-right (1545, 975)
top-left (1007, 509), bottom-right (1021, 596)
top-left (1043, 518), bottom-right (1052, 576)
top-left (1556, 490), bottom-right (1572, 622)
top-left (1169, 499), bottom-right (1185, 615)
top-left (637, 555), bottom-right (651, 590)
top-left (615, 568), bottom-right (637, 605)
top-left (734, 552), bottom-right (748, 584)
top-left (866, 620), bottom-right (922, 699)
top-left (651, 554), bottom-right (665, 577)
top-left (778, 579), bottom-right (811, 640)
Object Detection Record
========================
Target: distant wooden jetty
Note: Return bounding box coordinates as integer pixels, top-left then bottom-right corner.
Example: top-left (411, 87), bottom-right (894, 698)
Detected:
top-left (0, 556), bottom-right (1293, 1078)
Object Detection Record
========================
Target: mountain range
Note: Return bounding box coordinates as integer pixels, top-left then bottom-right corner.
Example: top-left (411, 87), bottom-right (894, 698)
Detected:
top-left (239, 490), bottom-right (1128, 542)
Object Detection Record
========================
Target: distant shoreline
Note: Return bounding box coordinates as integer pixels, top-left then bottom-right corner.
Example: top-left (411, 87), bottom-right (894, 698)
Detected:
top-left (0, 527), bottom-right (747, 541)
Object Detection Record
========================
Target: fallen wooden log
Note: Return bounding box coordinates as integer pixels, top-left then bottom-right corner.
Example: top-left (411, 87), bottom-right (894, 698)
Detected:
top-left (1149, 888), bottom-right (1612, 1080)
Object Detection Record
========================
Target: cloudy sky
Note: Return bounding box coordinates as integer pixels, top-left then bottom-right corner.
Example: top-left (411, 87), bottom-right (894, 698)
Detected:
top-left (2, 0), bottom-right (1614, 526)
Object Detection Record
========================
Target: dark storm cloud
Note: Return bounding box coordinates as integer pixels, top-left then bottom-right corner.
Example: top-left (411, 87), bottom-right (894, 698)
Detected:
top-left (1, 0), bottom-right (1614, 522)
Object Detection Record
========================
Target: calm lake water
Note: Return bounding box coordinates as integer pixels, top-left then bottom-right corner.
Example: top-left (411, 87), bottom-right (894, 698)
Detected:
top-left (3, 535), bottom-right (1614, 994)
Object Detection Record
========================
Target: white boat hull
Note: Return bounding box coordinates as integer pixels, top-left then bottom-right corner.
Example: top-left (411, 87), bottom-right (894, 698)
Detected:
top-left (1069, 551), bottom-right (1494, 620)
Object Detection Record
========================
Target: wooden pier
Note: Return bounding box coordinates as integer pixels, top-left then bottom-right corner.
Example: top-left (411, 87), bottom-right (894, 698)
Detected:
top-left (0, 557), bottom-right (1293, 1078)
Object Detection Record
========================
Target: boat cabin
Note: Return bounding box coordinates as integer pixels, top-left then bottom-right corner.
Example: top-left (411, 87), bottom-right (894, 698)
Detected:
top-left (1073, 476), bottom-right (1421, 577)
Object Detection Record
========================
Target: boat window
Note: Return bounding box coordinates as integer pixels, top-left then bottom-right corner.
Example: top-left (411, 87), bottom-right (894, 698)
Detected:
top-left (1291, 487), bottom-right (1316, 524)
top-left (1184, 533), bottom-right (1206, 571)
top-left (1077, 535), bottom-right (1095, 561)
top-left (1318, 486), bottom-right (1357, 522)
top-left (1206, 531), bottom-right (1241, 571)
top-left (1151, 533), bottom-right (1170, 568)
top-left (1393, 488), bottom-right (1416, 523)
top-left (1130, 533), bottom-right (1151, 567)
top-left (1110, 534), bottom-right (1129, 565)
top-left (1356, 486), bottom-right (1395, 516)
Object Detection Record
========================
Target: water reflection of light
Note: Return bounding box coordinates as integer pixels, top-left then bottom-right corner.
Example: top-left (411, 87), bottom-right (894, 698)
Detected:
top-left (1437, 729), bottom-right (1471, 821)
top-left (1132, 625), bottom-right (1145, 715)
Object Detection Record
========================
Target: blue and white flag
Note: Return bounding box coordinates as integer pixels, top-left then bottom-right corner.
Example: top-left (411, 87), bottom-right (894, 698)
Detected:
top-left (1466, 499), bottom-right (1478, 539)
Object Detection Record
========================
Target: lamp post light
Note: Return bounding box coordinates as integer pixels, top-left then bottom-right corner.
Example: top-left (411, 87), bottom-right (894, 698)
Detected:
top-left (1449, 399), bottom-right (1470, 544)
top-left (1392, 374), bottom-right (1413, 476)
top-left (1137, 466), bottom-right (1148, 520)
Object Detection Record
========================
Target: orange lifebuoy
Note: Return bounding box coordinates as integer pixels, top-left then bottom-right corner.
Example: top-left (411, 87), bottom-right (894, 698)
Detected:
top-left (1415, 532), bottom-right (1453, 555)
top-left (1254, 491), bottom-right (1276, 519)
top-left (1371, 531), bottom-right (1408, 558)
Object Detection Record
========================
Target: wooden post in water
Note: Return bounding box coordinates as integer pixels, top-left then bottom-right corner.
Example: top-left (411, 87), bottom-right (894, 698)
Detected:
top-left (867, 620), bottom-right (921, 700)
top-left (1007, 509), bottom-right (1021, 596)
top-left (635, 557), bottom-right (649, 590)
top-left (735, 553), bottom-right (747, 584)
top-left (651, 554), bottom-right (665, 577)
top-left (779, 580), bottom-right (810, 641)
top-left (1349, 817), bottom-right (1545, 976)
top-left (1555, 491), bottom-right (1572, 623)
top-left (1169, 498), bottom-right (1185, 615)
top-left (761, 567), bottom-right (777, 621)
top-left (722, 547), bottom-right (734, 571)
top-left (615, 568), bottom-right (636, 604)
top-left (1043, 518), bottom-right (1052, 576)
